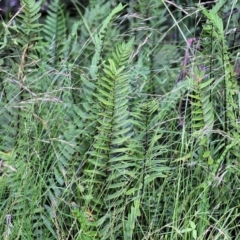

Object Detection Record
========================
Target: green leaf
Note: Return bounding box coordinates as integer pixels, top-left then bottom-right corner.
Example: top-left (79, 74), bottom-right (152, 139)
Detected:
top-left (203, 150), bottom-right (210, 158)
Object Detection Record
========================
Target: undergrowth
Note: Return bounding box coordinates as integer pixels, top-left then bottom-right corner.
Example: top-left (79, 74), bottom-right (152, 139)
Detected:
top-left (0, 0), bottom-right (240, 239)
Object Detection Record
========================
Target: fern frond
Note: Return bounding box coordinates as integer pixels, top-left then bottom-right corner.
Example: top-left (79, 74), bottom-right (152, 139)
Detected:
top-left (18, 0), bottom-right (42, 32)
top-left (81, 38), bottom-right (135, 239)
top-left (90, 3), bottom-right (125, 79)
top-left (16, 0), bottom-right (42, 52)
top-left (201, 6), bottom-right (240, 159)
top-left (43, 0), bottom-right (66, 66)
top-left (189, 69), bottom-right (214, 133)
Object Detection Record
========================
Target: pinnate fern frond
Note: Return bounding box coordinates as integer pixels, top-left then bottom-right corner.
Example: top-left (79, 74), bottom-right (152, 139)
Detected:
top-left (16, 0), bottom-right (42, 51)
top-left (90, 3), bottom-right (125, 79)
top-left (201, 6), bottom-right (240, 161)
top-left (80, 38), bottom-right (135, 238)
top-left (43, 0), bottom-right (66, 66)
top-left (189, 68), bottom-right (214, 134)
top-left (18, 0), bottom-right (42, 31)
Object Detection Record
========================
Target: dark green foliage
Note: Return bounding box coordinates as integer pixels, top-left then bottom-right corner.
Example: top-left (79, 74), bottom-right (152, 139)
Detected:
top-left (1, 0), bottom-right (240, 239)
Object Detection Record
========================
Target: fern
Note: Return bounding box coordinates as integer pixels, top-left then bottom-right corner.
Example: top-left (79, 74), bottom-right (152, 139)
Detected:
top-left (90, 3), bottom-right (125, 79)
top-left (80, 38), bottom-right (134, 239)
top-left (200, 6), bottom-right (239, 139)
top-left (16, 0), bottom-right (42, 49)
top-left (43, 0), bottom-right (66, 67)
top-left (1, 0), bottom-right (240, 239)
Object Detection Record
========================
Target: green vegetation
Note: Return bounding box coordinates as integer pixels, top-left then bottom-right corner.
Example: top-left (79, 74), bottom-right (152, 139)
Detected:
top-left (0, 0), bottom-right (240, 239)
